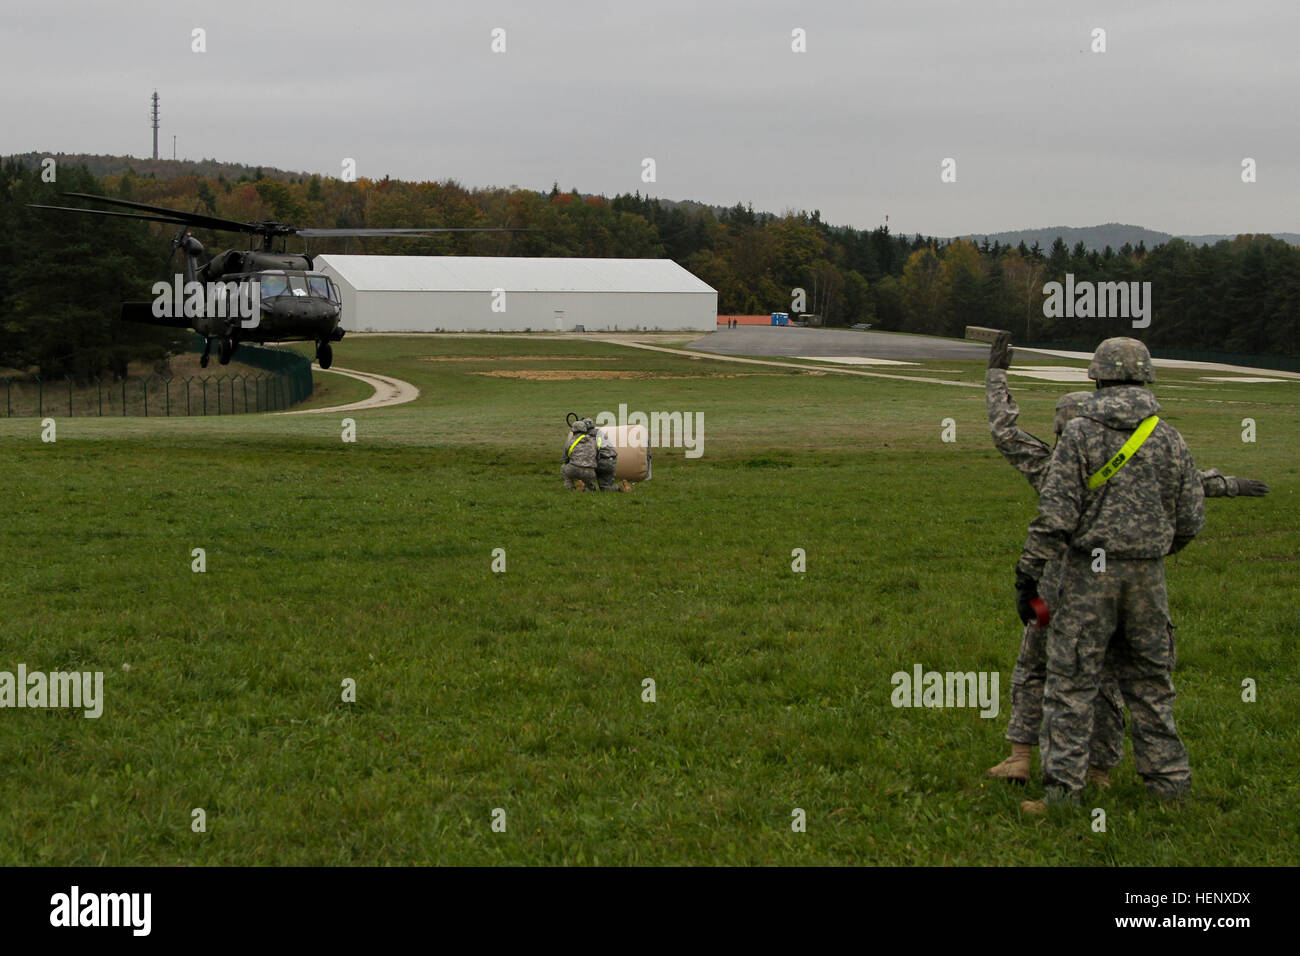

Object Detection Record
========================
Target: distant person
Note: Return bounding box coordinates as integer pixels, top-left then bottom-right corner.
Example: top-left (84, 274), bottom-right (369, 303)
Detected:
top-left (562, 417), bottom-right (598, 491)
top-left (985, 332), bottom-right (1267, 787)
top-left (588, 418), bottom-right (621, 491)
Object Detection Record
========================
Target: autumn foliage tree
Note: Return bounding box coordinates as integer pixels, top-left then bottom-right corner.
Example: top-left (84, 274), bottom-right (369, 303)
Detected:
top-left (4, 157), bottom-right (1298, 371)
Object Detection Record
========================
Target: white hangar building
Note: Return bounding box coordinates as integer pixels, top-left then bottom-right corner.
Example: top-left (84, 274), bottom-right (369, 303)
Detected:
top-left (314, 255), bottom-right (717, 333)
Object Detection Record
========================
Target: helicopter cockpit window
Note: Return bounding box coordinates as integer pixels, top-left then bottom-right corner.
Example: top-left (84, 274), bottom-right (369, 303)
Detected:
top-left (258, 274), bottom-right (289, 298)
top-left (288, 276), bottom-right (309, 297)
top-left (307, 276), bottom-right (332, 299)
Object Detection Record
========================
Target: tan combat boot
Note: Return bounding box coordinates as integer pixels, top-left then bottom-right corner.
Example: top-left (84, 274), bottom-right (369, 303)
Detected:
top-left (987, 743), bottom-right (1032, 783)
top-left (619, 479), bottom-right (632, 493)
top-left (1023, 787), bottom-right (1081, 815)
top-left (1087, 767), bottom-right (1111, 789)
top-left (574, 479), bottom-right (585, 492)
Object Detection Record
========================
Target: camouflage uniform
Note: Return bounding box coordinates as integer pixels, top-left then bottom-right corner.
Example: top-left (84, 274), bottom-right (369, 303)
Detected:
top-left (589, 419), bottom-right (619, 491)
top-left (562, 420), bottom-right (598, 490)
top-left (1017, 340), bottom-right (1205, 801)
top-left (987, 370), bottom-right (1124, 768)
top-left (1199, 469), bottom-right (1248, 497)
top-left (987, 369), bottom-right (1248, 767)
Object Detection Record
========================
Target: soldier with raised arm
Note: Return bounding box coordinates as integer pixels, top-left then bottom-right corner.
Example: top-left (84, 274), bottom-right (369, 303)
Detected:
top-left (984, 333), bottom-right (1266, 789)
top-left (1016, 338), bottom-right (1205, 810)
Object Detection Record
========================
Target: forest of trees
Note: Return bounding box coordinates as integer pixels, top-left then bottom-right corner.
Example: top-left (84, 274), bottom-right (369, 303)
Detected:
top-left (0, 162), bottom-right (190, 380)
top-left (3, 157), bottom-right (1297, 379)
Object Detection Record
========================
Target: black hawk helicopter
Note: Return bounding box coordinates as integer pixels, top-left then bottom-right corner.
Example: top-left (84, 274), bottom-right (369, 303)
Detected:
top-left (29, 192), bottom-right (526, 369)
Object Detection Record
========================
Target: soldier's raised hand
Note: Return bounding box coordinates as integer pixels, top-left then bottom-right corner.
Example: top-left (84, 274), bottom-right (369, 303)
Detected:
top-left (988, 332), bottom-right (1013, 371)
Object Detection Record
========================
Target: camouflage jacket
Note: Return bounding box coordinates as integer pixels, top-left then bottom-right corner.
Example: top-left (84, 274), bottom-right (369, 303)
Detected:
top-left (1017, 385), bottom-right (1205, 577)
top-left (564, 431), bottom-right (597, 468)
top-left (594, 428), bottom-right (618, 462)
top-left (986, 369), bottom-right (1054, 492)
top-left (987, 369), bottom-right (1241, 497)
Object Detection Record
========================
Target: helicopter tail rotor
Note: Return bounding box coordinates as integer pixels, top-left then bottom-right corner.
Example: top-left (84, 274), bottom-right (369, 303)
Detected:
top-left (164, 227), bottom-right (205, 284)
top-left (164, 224), bottom-right (187, 273)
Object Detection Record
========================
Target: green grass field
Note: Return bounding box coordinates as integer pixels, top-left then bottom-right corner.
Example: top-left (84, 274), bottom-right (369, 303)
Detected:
top-left (1, 333), bottom-right (1296, 865)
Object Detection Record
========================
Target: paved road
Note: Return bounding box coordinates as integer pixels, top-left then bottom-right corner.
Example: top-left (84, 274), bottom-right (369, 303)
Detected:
top-left (689, 326), bottom-right (992, 361)
top-left (596, 337), bottom-right (982, 388)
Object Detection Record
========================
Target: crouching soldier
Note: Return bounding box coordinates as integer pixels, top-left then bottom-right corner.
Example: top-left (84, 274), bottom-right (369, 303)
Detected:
top-left (589, 418), bottom-right (620, 491)
top-left (563, 418), bottom-right (598, 491)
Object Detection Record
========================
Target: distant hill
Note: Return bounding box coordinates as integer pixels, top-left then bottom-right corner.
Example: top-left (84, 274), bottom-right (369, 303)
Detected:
top-left (960, 222), bottom-right (1300, 251)
top-left (1175, 231), bottom-right (1300, 246)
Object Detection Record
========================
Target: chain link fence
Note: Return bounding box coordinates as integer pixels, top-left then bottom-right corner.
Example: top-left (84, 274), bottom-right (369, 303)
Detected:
top-left (2, 342), bottom-right (314, 417)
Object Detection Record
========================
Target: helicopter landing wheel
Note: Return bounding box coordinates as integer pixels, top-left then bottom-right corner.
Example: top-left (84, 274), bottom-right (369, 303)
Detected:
top-left (218, 337), bottom-right (233, 366)
top-left (316, 342), bottom-right (333, 369)
top-left (200, 339), bottom-right (212, 368)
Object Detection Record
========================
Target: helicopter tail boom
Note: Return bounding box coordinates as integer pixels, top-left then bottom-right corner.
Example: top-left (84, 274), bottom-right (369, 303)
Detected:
top-left (120, 302), bottom-right (192, 328)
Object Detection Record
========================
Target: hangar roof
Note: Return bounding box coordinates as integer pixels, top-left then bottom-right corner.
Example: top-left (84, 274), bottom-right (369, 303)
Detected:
top-left (315, 256), bottom-right (715, 295)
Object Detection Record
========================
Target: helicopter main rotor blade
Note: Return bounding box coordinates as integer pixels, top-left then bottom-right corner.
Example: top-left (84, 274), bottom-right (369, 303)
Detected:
top-left (296, 227), bottom-right (536, 237)
top-left (27, 203), bottom-right (204, 228)
top-left (35, 192), bottom-right (541, 242)
top-left (58, 191), bottom-right (259, 234)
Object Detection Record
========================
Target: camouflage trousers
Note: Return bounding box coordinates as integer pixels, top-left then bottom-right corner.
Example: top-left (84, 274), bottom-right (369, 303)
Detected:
top-left (562, 463), bottom-right (597, 490)
top-left (596, 460), bottom-right (617, 491)
top-left (1007, 620), bottom-right (1126, 771)
top-left (1040, 550), bottom-right (1189, 799)
top-left (1006, 557), bottom-right (1125, 762)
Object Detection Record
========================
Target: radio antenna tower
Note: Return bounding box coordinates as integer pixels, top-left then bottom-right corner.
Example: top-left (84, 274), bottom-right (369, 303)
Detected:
top-left (151, 91), bottom-right (160, 160)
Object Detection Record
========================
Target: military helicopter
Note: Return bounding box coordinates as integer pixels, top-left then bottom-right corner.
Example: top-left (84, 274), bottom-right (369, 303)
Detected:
top-left (29, 192), bottom-right (526, 369)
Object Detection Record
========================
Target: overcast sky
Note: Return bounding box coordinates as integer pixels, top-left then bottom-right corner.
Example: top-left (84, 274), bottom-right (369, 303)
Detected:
top-left (3, 0), bottom-right (1297, 237)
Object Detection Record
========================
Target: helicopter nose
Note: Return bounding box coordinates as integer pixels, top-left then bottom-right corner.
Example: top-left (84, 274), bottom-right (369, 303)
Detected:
top-left (270, 298), bottom-right (332, 319)
top-left (266, 297), bottom-right (339, 333)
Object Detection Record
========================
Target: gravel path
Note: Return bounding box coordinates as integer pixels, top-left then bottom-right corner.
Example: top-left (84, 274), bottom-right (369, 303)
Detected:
top-left (279, 365), bottom-right (421, 415)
